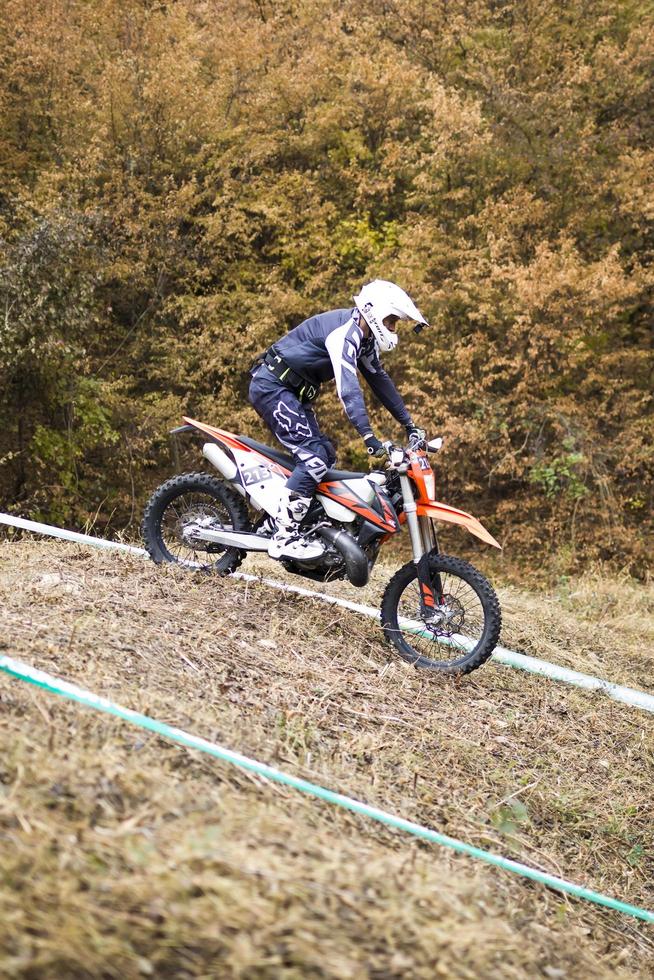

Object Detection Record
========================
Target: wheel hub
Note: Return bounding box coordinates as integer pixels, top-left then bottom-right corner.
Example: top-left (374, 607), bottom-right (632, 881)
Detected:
top-left (423, 594), bottom-right (465, 636)
top-left (178, 511), bottom-right (220, 549)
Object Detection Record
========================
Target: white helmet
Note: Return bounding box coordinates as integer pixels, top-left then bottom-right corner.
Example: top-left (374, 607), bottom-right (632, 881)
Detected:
top-left (353, 279), bottom-right (429, 353)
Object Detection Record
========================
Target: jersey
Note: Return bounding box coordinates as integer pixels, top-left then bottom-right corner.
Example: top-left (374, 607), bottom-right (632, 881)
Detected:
top-left (272, 308), bottom-right (413, 437)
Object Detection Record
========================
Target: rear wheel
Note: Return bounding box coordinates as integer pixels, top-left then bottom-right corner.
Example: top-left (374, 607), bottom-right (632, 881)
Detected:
top-left (381, 553), bottom-right (501, 674)
top-left (142, 472), bottom-right (250, 573)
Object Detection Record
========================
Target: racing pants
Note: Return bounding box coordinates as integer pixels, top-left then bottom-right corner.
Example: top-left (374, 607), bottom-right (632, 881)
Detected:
top-left (248, 368), bottom-right (336, 497)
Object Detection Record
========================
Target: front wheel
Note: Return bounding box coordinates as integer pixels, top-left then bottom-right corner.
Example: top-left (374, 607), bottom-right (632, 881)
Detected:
top-left (142, 472), bottom-right (251, 573)
top-left (381, 553), bottom-right (501, 674)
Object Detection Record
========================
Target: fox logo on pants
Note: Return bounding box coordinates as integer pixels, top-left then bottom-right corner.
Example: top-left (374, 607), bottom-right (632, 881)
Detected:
top-left (273, 400), bottom-right (313, 439)
top-left (296, 447), bottom-right (327, 481)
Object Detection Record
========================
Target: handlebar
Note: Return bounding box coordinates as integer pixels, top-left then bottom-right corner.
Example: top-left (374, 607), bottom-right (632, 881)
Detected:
top-left (381, 437), bottom-right (443, 471)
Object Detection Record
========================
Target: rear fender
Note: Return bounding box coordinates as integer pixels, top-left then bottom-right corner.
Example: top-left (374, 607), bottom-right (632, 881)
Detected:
top-left (417, 502), bottom-right (501, 549)
top-left (183, 417), bottom-right (251, 453)
top-left (183, 416), bottom-right (290, 477)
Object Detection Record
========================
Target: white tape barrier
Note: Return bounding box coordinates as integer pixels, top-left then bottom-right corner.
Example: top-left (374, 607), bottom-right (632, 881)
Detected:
top-left (2, 512), bottom-right (654, 715)
top-left (0, 514), bottom-right (148, 556)
top-left (235, 571), bottom-right (654, 713)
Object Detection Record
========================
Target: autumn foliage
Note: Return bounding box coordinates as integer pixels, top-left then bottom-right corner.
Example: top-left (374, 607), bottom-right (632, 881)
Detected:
top-left (0, 0), bottom-right (652, 574)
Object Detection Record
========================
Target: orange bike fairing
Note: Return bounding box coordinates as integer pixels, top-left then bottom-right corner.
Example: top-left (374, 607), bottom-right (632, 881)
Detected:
top-left (182, 417), bottom-right (292, 476)
top-left (408, 453), bottom-right (434, 504)
top-left (377, 493), bottom-right (399, 530)
top-left (317, 482), bottom-right (397, 533)
top-left (417, 501), bottom-right (502, 549)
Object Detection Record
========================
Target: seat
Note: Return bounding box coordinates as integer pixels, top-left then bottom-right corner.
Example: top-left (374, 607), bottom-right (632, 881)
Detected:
top-left (236, 435), bottom-right (366, 481)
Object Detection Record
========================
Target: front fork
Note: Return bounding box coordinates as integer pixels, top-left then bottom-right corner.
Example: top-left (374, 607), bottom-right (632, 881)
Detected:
top-left (399, 475), bottom-right (444, 618)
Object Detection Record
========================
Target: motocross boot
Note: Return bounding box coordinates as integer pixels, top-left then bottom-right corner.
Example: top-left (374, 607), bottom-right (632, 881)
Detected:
top-left (268, 488), bottom-right (324, 561)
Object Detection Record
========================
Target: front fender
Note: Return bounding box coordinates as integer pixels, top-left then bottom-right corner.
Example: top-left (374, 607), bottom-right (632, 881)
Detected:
top-left (417, 502), bottom-right (502, 549)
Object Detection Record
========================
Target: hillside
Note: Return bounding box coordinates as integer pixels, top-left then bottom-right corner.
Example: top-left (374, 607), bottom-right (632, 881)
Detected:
top-left (0, 539), bottom-right (652, 978)
top-left (1, 0), bottom-right (653, 572)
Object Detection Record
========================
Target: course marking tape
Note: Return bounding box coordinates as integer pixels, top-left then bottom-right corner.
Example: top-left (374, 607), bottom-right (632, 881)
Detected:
top-left (1, 653), bottom-right (652, 925)
top-left (2, 512), bottom-right (654, 715)
top-left (0, 514), bottom-right (147, 556)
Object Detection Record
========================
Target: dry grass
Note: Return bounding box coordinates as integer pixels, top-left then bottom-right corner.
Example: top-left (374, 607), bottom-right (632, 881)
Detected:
top-left (1, 539), bottom-right (653, 978)
top-left (244, 551), bottom-right (654, 693)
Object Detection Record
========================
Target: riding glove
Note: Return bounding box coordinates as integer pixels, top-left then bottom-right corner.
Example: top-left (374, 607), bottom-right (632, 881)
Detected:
top-left (406, 424), bottom-right (426, 447)
top-left (364, 435), bottom-right (387, 458)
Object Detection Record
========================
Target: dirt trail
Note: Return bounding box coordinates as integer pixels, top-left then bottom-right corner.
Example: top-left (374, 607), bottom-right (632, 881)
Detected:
top-left (1, 540), bottom-right (652, 978)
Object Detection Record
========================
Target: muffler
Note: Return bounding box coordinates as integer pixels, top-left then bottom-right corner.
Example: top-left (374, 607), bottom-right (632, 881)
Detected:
top-left (191, 518), bottom-right (369, 586)
top-left (202, 442), bottom-right (255, 504)
top-left (318, 526), bottom-right (369, 588)
top-left (202, 441), bottom-right (237, 479)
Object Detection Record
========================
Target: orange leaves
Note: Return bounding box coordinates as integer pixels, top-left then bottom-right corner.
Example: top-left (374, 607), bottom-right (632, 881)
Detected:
top-left (0, 0), bottom-right (652, 571)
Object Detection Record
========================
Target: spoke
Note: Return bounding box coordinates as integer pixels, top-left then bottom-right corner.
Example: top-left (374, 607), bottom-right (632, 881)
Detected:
top-left (393, 567), bottom-right (486, 664)
top-left (157, 489), bottom-right (237, 570)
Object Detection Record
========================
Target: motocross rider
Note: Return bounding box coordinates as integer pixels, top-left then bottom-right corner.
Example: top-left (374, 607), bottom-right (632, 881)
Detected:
top-left (249, 279), bottom-right (428, 561)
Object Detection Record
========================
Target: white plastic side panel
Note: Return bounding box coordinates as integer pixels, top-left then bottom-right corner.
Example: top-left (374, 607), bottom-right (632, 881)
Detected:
top-left (220, 444), bottom-right (376, 522)
top-left (316, 476), bottom-right (375, 522)
top-left (342, 477), bottom-right (375, 503)
top-left (316, 494), bottom-right (356, 522)
top-left (230, 446), bottom-right (287, 516)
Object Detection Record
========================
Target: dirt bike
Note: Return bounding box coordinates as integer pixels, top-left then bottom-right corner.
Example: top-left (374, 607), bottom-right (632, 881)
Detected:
top-left (142, 417), bottom-right (502, 675)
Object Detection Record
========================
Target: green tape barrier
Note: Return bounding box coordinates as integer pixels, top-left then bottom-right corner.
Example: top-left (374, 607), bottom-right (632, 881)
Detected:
top-left (1, 655), bottom-right (652, 925)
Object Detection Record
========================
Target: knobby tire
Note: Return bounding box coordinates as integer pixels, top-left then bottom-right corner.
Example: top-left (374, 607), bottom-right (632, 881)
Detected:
top-left (142, 472), bottom-right (250, 574)
top-left (381, 553), bottom-right (501, 675)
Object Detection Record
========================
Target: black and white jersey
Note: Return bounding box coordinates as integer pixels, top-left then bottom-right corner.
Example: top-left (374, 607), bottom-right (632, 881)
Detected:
top-left (272, 308), bottom-right (412, 437)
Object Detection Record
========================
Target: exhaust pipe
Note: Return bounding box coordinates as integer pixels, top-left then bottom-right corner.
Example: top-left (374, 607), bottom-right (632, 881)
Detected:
top-left (318, 526), bottom-right (369, 588)
top-left (202, 441), bottom-right (237, 479)
top-left (202, 442), bottom-right (261, 507)
top-left (190, 507), bottom-right (369, 586)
